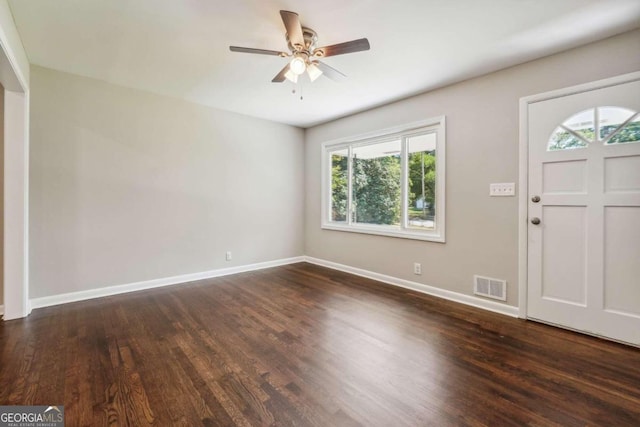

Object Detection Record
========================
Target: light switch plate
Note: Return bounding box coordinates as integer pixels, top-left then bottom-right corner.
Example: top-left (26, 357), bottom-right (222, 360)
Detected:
top-left (490, 183), bottom-right (515, 196)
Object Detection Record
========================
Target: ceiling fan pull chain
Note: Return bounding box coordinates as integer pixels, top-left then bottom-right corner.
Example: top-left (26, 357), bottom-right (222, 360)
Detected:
top-left (290, 80), bottom-right (303, 101)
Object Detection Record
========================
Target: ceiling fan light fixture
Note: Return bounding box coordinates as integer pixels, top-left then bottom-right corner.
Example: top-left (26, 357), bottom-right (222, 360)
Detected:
top-left (284, 69), bottom-right (298, 83)
top-left (290, 55), bottom-right (307, 75)
top-left (307, 62), bottom-right (323, 82)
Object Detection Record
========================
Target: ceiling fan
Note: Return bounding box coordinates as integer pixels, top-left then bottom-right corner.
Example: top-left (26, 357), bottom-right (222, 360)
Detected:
top-left (229, 10), bottom-right (370, 84)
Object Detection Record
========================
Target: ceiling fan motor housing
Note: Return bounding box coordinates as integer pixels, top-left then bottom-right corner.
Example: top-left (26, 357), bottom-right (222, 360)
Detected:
top-left (287, 27), bottom-right (318, 54)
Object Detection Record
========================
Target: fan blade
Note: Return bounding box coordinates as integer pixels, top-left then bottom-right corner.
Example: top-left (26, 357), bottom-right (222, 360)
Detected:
top-left (280, 10), bottom-right (305, 49)
top-left (272, 63), bottom-right (291, 83)
top-left (315, 61), bottom-right (346, 81)
top-left (230, 46), bottom-right (287, 56)
top-left (314, 38), bottom-right (370, 57)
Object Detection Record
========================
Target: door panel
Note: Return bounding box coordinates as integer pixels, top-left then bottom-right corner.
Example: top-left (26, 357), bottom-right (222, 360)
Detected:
top-left (603, 207), bottom-right (640, 317)
top-left (527, 78), bottom-right (640, 345)
top-left (542, 160), bottom-right (587, 194)
top-left (604, 156), bottom-right (640, 192)
top-left (541, 206), bottom-right (587, 305)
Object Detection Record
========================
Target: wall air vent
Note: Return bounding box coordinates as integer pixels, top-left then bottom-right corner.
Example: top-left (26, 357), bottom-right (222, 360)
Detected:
top-left (473, 275), bottom-right (507, 301)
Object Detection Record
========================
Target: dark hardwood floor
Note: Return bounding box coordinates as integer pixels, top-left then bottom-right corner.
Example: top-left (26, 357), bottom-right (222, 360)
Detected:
top-left (1, 262), bottom-right (639, 426)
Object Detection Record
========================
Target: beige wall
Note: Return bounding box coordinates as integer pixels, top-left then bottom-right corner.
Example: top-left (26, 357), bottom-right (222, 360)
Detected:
top-left (30, 66), bottom-right (304, 299)
top-left (27, 30), bottom-right (640, 306)
top-left (304, 29), bottom-right (640, 307)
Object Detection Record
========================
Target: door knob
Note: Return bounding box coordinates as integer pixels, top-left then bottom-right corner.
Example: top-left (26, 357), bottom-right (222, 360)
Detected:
top-left (531, 195), bottom-right (540, 203)
top-left (531, 217), bottom-right (541, 225)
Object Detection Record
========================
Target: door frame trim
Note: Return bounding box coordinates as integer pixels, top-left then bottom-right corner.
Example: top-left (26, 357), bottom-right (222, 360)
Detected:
top-left (517, 71), bottom-right (640, 319)
top-left (0, 5), bottom-right (31, 320)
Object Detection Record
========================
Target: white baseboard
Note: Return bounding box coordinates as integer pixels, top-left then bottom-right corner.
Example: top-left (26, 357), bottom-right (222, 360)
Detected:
top-left (30, 256), bottom-right (305, 310)
top-left (303, 256), bottom-right (520, 318)
top-left (26, 255), bottom-right (519, 318)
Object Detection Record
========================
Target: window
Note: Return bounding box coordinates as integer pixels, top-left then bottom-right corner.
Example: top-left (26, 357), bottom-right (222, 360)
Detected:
top-left (548, 106), bottom-right (640, 151)
top-left (322, 117), bottom-right (445, 242)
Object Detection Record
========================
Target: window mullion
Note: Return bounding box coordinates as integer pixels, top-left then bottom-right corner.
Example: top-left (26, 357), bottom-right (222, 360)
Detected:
top-left (595, 107), bottom-right (600, 142)
top-left (400, 136), bottom-right (408, 231)
top-left (347, 145), bottom-right (353, 226)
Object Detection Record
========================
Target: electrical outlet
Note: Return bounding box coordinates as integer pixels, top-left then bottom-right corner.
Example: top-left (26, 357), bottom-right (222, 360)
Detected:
top-left (225, 251), bottom-right (232, 261)
top-left (490, 182), bottom-right (515, 196)
top-left (413, 263), bottom-right (422, 275)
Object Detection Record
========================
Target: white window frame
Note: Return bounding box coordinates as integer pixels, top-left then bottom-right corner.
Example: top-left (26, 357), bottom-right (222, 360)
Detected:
top-left (321, 116), bottom-right (446, 242)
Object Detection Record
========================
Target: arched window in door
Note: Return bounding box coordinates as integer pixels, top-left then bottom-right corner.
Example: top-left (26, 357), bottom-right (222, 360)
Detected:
top-left (548, 106), bottom-right (640, 151)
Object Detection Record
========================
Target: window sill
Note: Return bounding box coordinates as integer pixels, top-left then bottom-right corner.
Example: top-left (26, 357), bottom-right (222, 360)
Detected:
top-left (321, 222), bottom-right (445, 243)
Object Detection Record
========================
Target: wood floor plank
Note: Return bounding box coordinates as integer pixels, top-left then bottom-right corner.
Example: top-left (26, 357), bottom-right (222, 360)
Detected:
top-left (1, 262), bottom-right (639, 426)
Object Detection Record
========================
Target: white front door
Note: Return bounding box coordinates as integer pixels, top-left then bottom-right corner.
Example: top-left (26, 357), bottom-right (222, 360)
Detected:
top-left (527, 78), bottom-right (640, 345)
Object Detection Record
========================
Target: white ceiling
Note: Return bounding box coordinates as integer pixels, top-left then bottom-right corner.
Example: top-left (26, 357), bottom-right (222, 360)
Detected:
top-left (8, 0), bottom-right (640, 128)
